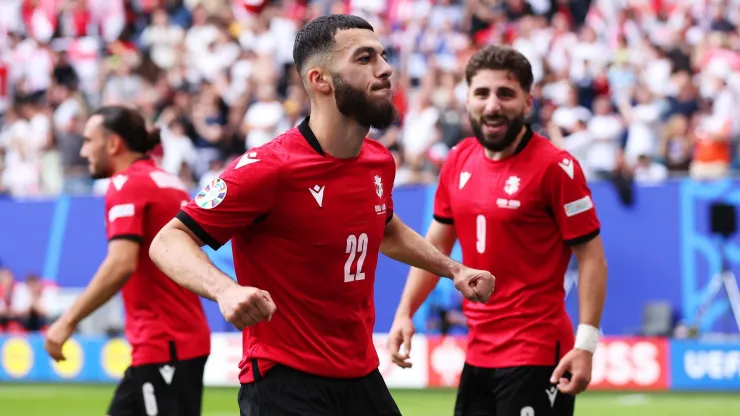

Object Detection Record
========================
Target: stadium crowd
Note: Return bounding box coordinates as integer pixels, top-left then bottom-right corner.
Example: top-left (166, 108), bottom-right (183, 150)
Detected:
top-left (0, 0), bottom-right (738, 199)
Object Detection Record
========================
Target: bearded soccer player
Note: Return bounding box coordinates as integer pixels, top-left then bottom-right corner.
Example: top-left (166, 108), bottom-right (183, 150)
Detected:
top-left (387, 46), bottom-right (608, 416)
top-left (44, 106), bottom-right (211, 416)
top-left (149, 15), bottom-right (494, 416)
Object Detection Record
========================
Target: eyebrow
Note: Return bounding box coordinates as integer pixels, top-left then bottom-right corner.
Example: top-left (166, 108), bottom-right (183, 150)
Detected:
top-left (352, 46), bottom-right (387, 58)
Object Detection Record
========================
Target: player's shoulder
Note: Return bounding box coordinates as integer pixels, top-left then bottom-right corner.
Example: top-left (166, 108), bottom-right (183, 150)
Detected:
top-left (362, 137), bottom-right (395, 162)
top-left (104, 163), bottom-right (151, 199)
top-left (528, 132), bottom-right (582, 178)
top-left (224, 134), bottom-right (292, 175)
top-left (105, 164), bottom-right (188, 200)
top-left (443, 137), bottom-right (479, 167)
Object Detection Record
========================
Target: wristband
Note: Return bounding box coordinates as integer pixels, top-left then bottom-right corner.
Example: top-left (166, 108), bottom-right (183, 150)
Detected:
top-left (574, 324), bottom-right (600, 353)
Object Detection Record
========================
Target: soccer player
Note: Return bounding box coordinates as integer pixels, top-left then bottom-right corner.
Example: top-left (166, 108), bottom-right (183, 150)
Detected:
top-left (387, 45), bottom-right (608, 416)
top-left (148, 14), bottom-right (495, 416)
top-left (44, 106), bottom-right (211, 416)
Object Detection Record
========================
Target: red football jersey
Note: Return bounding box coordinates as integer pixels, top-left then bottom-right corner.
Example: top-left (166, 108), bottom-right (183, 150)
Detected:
top-left (179, 118), bottom-right (396, 383)
top-left (433, 128), bottom-right (601, 368)
top-left (104, 158), bottom-right (211, 366)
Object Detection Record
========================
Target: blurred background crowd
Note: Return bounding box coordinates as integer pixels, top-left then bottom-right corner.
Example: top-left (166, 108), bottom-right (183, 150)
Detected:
top-left (0, 0), bottom-right (739, 199)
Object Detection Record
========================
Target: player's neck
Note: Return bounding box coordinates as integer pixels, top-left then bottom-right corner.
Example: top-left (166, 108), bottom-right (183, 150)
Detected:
top-left (484, 126), bottom-right (528, 161)
top-left (308, 111), bottom-right (367, 159)
top-left (111, 153), bottom-right (145, 175)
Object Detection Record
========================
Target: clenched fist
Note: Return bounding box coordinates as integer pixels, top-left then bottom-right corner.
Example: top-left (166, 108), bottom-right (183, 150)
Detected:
top-left (453, 266), bottom-right (495, 303)
top-left (217, 286), bottom-right (277, 330)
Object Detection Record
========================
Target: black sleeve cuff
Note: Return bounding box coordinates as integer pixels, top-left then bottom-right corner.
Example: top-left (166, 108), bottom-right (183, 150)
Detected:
top-left (434, 215), bottom-right (454, 225)
top-left (565, 228), bottom-right (600, 246)
top-left (176, 211), bottom-right (223, 251)
top-left (109, 234), bottom-right (142, 244)
top-left (385, 210), bottom-right (394, 224)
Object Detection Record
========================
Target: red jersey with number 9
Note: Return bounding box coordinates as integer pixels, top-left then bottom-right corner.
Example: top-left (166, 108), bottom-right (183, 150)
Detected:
top-left (104, 158), bottom-right (211, 366)
top-left (179, 118), bottom-right (396, 383)
top-left (433, 128), bottom-right (601, 368)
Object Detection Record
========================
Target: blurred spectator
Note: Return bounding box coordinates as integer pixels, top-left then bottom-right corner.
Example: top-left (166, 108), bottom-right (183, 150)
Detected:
top-left (0, 268), bottom-right (14, 331)
top-left (633, 154), bottom-right (669, 185)
top-left (0, 0), bottom-right (738, 197)
top-left (11, 273), bottom-right (56, 332)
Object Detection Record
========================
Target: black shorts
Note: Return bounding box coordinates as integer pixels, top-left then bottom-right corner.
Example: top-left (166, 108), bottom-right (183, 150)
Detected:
top-left (108, 355), bottom-right (208, 416)
top-left (238, 363), bottom-right (401, 416)
top-left (454, 364), bottom-right (575, 416)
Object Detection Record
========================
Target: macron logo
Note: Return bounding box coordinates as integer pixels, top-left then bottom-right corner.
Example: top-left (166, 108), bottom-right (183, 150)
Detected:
top-left (558, 158), bottom-right (574, 180)
top-left (459, 172), bottom-right (471, 189)
top-left (159, 365), bottom-right (175, 385)
top-left (236, 152), bottom-right (260, 169)
top-left (546, 386), bottom-right (558, 408)
top-left (309, 185), bottom-right (325, 207)
top-left (112, 175), bottom-right (128, 191)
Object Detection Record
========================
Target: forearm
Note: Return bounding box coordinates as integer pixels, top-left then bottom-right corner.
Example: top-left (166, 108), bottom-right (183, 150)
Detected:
top-left (395, 266), bottom-right (442, 319)
top-left (577, 255), bottom-right (608, 328)
top-left (60, 258), bottom-right (132, 326)
top-left (380, 217), bottom-right (461, 279)
top-left (150, 228), bottom-right (238, 301)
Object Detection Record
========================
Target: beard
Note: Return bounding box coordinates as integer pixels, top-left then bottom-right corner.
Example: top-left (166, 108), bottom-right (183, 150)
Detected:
top-left (470, 110), bottom-right (527, 152)
top-left (332, 73), bottom-right (398, 131)
top-left (88, 157), bottom-right (112, 180)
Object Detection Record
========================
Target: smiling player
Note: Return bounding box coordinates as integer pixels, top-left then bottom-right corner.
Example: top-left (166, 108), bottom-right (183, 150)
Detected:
top-left (388, 45), bottom-right (608, 416)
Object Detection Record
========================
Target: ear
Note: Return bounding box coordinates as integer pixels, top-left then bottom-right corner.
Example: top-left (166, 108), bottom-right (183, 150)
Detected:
top-left (108, 133), bottom-right (123, 155)
top-left (525, 93), bottom-right (534, 114)
top-left (307, 68), bottom-right (332, 95)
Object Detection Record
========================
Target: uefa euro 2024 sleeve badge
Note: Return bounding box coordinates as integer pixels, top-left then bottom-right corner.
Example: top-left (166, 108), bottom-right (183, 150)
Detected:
top-left (195, 177), bottom-right (228, 209)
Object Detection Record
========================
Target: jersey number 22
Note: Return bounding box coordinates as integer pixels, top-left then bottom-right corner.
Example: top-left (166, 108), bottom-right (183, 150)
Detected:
top-left (345, 233), bottom-right (368, 282)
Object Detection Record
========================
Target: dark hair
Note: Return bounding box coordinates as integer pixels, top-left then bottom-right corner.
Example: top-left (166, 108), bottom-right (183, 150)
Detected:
top-left (293, 14), bottom-right (374, 75)
top-left (92, 106), bottom-right (161, 153)
top-left (465, 46), bottom-right (534, 93)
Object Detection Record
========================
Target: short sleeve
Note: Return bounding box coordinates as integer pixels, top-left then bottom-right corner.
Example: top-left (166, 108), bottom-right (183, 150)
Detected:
top-left (433, 148), bottom-right (457, 224)
top-left (385, 156), bottom-right (396, 224)
top-left (177, 150), bottom-right (280, 250)
top-left (105, 175), bottom-right (147, 243)
top-left (545, 155), bottom-right (601, 245)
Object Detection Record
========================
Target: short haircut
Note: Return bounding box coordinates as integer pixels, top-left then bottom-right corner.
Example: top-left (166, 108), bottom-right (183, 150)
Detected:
top-left (465, 46), bottom-right (534, 93)
top-left (93, 106), bottom-right (160, 153)
top-left (293, 14), bottom-right (374, 75)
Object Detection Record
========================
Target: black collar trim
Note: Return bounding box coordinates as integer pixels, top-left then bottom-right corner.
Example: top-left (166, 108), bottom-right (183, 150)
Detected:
top-left (297, 117), bottom-right (325, 156)
top-left (513, 125), bottom-right (534, 156)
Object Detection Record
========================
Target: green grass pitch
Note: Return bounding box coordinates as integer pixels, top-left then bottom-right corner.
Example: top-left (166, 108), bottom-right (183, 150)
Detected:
top-left (1, 384), bottom-right (739, 415)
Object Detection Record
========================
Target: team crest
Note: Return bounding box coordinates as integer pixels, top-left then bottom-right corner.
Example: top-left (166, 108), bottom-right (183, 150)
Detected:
top-left (504, 176), bottom-right (520, 195)
top-left (374, 175), bottom-right (383, 198)
top-left (195, 178), bottom-right (228, 209)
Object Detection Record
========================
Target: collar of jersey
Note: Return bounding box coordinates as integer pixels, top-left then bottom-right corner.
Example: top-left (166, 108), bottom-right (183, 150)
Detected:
top-left (297, 117), bottom-right (325, 156)
top-left (480, 124), bottom-right (534, 164)
top-left (512, 125), bottom-right (534, 156)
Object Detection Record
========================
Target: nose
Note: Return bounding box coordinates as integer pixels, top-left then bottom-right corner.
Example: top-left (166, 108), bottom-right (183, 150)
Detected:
top-left (377, 58), bottom-right (392, 80)
top-left (483, 96), bottom-right (502, 114)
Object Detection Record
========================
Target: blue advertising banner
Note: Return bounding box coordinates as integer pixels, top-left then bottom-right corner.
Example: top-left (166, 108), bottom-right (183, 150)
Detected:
top-left (669, 339), bottom-right (740, 390)
top-left (0, 334), bottom-right (130, 383)
top-left (2, 179), bottom-right (740, 335)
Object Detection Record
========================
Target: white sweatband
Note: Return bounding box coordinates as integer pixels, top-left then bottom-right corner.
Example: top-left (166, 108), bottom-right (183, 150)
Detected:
top-left (574, 324), bottom-right (600, 353)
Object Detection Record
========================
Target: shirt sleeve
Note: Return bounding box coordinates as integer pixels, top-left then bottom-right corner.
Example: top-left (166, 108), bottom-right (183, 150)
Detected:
top-left (433, 148), bottom-right (457, 224)
top-left (545, 155), bottom-right (601, 245)
top-left (385, 155), bottom-right (396, 224)
top-left (105, 176), bottom-right (147, 243)
top-left (177, 150), bottom-right (280, 250)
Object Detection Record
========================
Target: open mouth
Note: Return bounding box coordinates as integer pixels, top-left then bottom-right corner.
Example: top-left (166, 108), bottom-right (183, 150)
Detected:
top-left (482, 118), bottom-right (507, 134)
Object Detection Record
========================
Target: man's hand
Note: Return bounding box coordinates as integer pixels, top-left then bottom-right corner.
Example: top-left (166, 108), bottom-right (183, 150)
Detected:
top-left (44, 319), bottom-right (76, 362)
top-left (217, 286), bottom-right (277, 330)
top-left (453, 267), bottom-right (495, 303)
top-left (550, 349), bottom-right (593, 395)
top-left (387, 316), bottom-right (415, 368)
